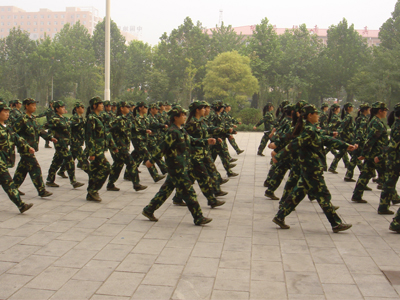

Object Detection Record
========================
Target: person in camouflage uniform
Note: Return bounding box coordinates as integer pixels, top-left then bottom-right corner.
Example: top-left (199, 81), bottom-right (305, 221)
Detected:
top-left (37, 100), bottom-right (55, 148)
top-left (378, 103), bottom-right (400, 214)
top-left (351, 102), bottom-right (389, 204)
top-left (0, 101), bottom-right (34, 213)
top-left (107, 101), bottom-right (147, 192)
top-left (8, 99), bottom-right (23, 125)
top-left (264, 103), bottom-right (295, 200)
top-left (328, 103), bottom-right (355, 172)
top-left (318, 103), bottom-right (329, 130)
top-left (130, 102), bottom-right (165, 182)
top-left (86, 96), bottom-right (118, 201)
top-left (272, 104), bottom-right (354, 233)
top-left (12, 98), bottom-right (55, 198)
top-left (58, 101), bottom-right (89, 177)
top-left (254, 102), bottom-right (275, 156)
top-left (344, 104), bottom-right (370, 181)
top-left (45, 100), bottom-right (85, 189)
top-left (172, 101), bottom-right (226, 208)
top-left (223, 104), bottom-right (244, 155)
top-left (142, 105), bottom-right (214, 225)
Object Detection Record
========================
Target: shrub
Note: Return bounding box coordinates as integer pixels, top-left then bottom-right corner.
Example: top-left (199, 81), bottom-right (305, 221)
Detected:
top-left (235, 107), bottom-right (262, 125)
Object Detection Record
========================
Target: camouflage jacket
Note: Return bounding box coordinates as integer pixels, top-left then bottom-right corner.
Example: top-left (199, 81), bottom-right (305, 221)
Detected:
top-left (221, 111), bottom-right (239, 126)
top-left (8, 108), bottom-right (23, 125)
top-left (12, 113), bottom-right (53, 152)
top-left (386, 118), bottom-right (400, 166)
top-left (337, 113), bottom-right (355, 143)
top-left (318, 111), bottom-right (328, 130)
top-left (255, 112), bottom-right (275, 132)
top-left (327, 113), bottom-right (341, 135)
top-left (354, 114), bottom-right (369, 146)
top-left (151, 123), bottom-right (208, 176)
top-left (184, 117), bottom-right (210, 162)
top-left (209, 112), bottom-right (231, 138)
top-left (86, 113), bottom-right (117, 157)
top-left (0, 124), bottom-right (31, 168)
top-left (48, 114), bottom-right (72, 149)
top-left (361, 116), bottom-right (388, 160)
top-left (110, 115), bottom-right (131, 152)
top-left (132, 115), bottom-right (149, 141)
top-left (271, 116), bottom-right (292, 144)
top-left (148, 114), bottom-right (165, 139)
top-left (70, 114), bottom-right (86, 146)
top-left (100, 111), bottom-right (113, 132)
top-left (275, 121), bottom-right (349, 173)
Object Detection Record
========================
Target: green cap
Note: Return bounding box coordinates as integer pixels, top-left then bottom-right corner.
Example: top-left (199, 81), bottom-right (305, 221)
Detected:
top-left (118, 101), bottom-right (131, 109)
top-left (295, 100), bottom-right (308, 111)
top-left (103, 100), bottom-right (111, 106)
top-left (359, 103), bottom-right (371, 110)
top-left (53, 100), bottom-right (66, 109)
top-left (23, 98), bottom-right (37, 106)
top-left (213, 100), bottom-right (224, 108)
top-left (280, 100), bottom-right (290, 108)
top-left (136, 101), bottom-right (148, 108)
top-left (14, 99), bottom-right (22, 105)
top-left (343, 103), bottom-right (354, 109)
top-left (89, 96), bottom-right (103, 107)
top-left (301, 104), bottom-right (318, 115)
top-left (283, 103), bottom-right (295, 112)
top-left (371, 101), bottom-right (388, 110)
top-left (189, 100), bottom-right (203, 112)
top-left (129, 101), bottom-right (135, 107)
top-left (201, 100), bottom-right (210, 107)
top-left (112, 101), bottom-right (117, 106)
top-left (168, 105), bottom-right (188, 117)
top-left (321, 103), bottom-right (329, 108)
top-left (331, 103), bottom-right (340, 109)
top-left (0, 101), bottom-right (11, 110)
top-left (393, 103), bottom-right (400, 112)
top-left (73, 101), bottom-right (84, 108)
top-left (148, 103), bottom-right (158, 109)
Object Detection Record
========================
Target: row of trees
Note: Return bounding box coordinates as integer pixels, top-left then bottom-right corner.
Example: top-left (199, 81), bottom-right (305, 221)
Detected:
top-left (2, 0), bottom-right (400, 114)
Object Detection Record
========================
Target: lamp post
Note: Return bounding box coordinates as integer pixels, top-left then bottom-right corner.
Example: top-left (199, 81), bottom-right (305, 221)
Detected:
top-left (105, 0), bottom-right (111, 101)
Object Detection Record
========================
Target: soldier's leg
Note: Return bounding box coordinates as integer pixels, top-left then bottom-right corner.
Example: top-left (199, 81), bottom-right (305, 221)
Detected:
top-left (88, 154), bottom-right (111, 194)
top-left (228, 137), bottom-right (241, 153)
top-left (390, 207), bottom-right (400, 231)
top-left (345, 151), bottom-right (359, 179)
top-left (279, 164), bottom-right (301, 205)
top-left (352, 159), bottom-right (375, 201)
top-left (257, 133), bottom-right (269, 155)
top-left (222, 139), bottom-right (232, 160)
top-left (204, 154), bottom-right (222, 193)
top-left (16, 155), bottom-right (46, 195)
top-left (375, 159), bottom-right (386, 186)
top-left (61, 149), bottom-right (77, 184)
top-left (378, 166), bottom-right (399, 212)
top-left (342, 152), bottom-right (350, 168)
top-left (13, 155), bottom-right (30, 190)
top-left (143, 175), bottom-right (175, 214)
top-left (72, 145), bottom-right (89, 173)
top-left (155, 159), bottom-right (168, 174)
top-left (276, 175), bottom-right (308, 219)
top-left (266, 161), bottom-right (290, 193)
top-left (192, 162), bottom-right (220, 206)
top-left (108, 151), bottom-right (124, 188)
top-left (59, 160), bottom-right (67, 175)
top-left (46, 148), bottom-right (64, 183)
top-left (0, 161), bottom-right (24, 209)
top-left (329, 148), bottom-right (346, 171)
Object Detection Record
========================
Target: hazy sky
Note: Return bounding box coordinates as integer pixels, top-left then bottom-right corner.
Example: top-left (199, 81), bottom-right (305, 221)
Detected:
top-left (9, 0), bottom-right (399, 45)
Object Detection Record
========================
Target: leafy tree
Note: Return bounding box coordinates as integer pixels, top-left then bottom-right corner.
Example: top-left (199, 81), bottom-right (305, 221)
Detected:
top-left (203, 51), bottom-right (259, 111)
top-left (92, 19), bottom-right (127, 98)
top-left (209, 22), bottom-right (244, 58)
top-left (0, 28), bottom-right (35, 99)
top-left (125, 40), bottom-right (152, 91)
top-left (147, 68), bottom-right (169, 102)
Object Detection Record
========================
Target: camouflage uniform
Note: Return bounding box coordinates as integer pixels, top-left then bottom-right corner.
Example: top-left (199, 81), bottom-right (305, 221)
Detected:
top-left (352, 102), bottom-right (388, 202)
top-left (8, 100), bottom-right (23, 125)
top-left (13, 99), bottom-right (54, 196)
top-left (37, 102), bottom-right (55, 148)
top-left (147, 106), bottom-right (168, 174)
top-left (143, 107), bottom-right (209, 225)
top-left (221, 108), bottom-right (243, 154)
top-left (254, 107), bottom-right (275, 155)
top-left (327, 108), bottom-right (350, 169)
top-left (46, 101), bottom-right (78, 185)
top-left (318, 103), bottom-right (329, 130)
top-left (275, 105), bottom-right (350, 230)
top-left (0, 101), bottom-right (33, 212)
top-left (86, 97), bottom-right (117, 197)
top-left (329, 104), bottom-right (354, 172)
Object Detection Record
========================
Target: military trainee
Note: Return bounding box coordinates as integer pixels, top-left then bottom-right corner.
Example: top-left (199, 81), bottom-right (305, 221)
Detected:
top-left (253, 102), bottom-right (275, 156)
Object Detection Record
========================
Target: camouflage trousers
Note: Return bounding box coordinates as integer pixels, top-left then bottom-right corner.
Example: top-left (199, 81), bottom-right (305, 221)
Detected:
top-left (329, 149), bottom-right (350, 171)
top-left (143, 173), bottom-right (204, 224)
top-left (265, 160), bottom-right (290, 192)
top-left (345, 149), bottom-right (363, 179)
top-left (108, 150), bottom-right (139, 187)
top-left (88, 153), bottom-right (110, 193)
top-left (378, 164), bottom-right (400, 212)
top-left (352, 158), bottom-right (385, 200)
top-left (204, 153), bottom-right (222, 193)
top-left (47, 147), bottom-right (76, 184)
top-left (222, 139), bottom-right (232, 160)
top-left (60, 143), bottom-right (89, 174)
top-left (0, 160), bottom-right (23, 209)
top-left (276, 170), bottom-right (342, 227)
top-left (148, 137), bottom-right (168, 174)
top-left (228, 137), bottom-right (241, 153)
top-left (257, 133), bottom-right (270, 154)
top-left (390, 208), bottom-right (400, 231)
top-left (13, 154), bottom-right (46, 196)
top-left (211, 141), bottom-right (232, 174)
top-left (126, 140), bottom-right (160, 181)
top-left (173, 159), bottom-right (218, 206)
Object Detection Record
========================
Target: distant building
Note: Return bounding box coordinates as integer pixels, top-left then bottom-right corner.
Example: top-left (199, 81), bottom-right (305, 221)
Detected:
top-left (205, 25), bottom-right (380, 47)
top-left (0, 6), bottom-right (138, 43)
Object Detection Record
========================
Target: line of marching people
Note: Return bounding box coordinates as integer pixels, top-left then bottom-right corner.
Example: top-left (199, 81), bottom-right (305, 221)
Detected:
top-left (256, 100), bottom-right (400, 234)
top-left (1, 97), bottom-right (243, 226)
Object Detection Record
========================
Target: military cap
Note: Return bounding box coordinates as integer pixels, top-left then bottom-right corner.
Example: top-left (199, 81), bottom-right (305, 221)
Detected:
top-left (112, 101), bottom-right (117, 106)
top-left (280, 100), bottom-right (290, 108)
top-left (129, 101), bottom-right (136, 107)
top-left (53, 100), bottom-right (66, 109)
top-left (23, 98), bottom-right (37, 106)
top-left (73, 101), bottom-right (84, 108)
top-left (295, 100), bottom-right (308, 111)
top-left (14, 99), bottom-right (22, 105)
top-left (148, 103), bottom-right (158, 109)
top-left (156, 101), bottom-right (164, 108)
top-left (359, 103), bottom-right (371, 110)
top-left (283, 103), bottom-right (295, 112)
top-left (266, 102), bottom-right (273, 107)
top-left (89, 96), bottom-right (103, 106)
top-left (225, 103), bottom-right (231, 107)
top-left (49, 100), bottom-right (55, 105)
top-left (343, 103), bottom-right (354, 109)
top-left (301, 104), bottom-right (318, 115)
top-left (201, 100), bottom-right (210, 107)
top-left (103, 100), bottom-right (111, 106)
top-left (118, 101), bottom-right (131, 109)
top-left (168, 105), bottom-right (188, 117)
top-left (371, 101), bottom-right (388, 110)
top-left (8, 100), bottom-right (15, 106)
top-left (189, 100), bottom-right (203, 112)
top-left (0, 101), bottom-right (11, 110)
top-left (321, 103), bottom-right (329, 108)
top-left (213, 100), bottom-right (224, 108)
top-left (331, 103), bottom-right (340, 109)
top-left (136, 101), bottom-right (148, 108)
top-left (163, 101), bottom-right (169, 106)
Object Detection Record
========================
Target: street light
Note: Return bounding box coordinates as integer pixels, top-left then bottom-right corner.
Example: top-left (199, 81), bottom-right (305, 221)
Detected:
top-left (105, 0), bottom-right (111, 101)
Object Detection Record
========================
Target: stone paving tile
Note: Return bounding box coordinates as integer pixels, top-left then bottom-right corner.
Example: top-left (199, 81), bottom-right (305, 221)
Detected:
top-left (1, 134), bottom-right (400, 299)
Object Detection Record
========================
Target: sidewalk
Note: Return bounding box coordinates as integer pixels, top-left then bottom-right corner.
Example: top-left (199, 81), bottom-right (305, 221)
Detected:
top-left (0, 132), bottom-right (399, 299)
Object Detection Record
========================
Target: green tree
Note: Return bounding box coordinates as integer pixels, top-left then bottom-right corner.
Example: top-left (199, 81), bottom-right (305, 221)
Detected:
top-left (203, 51), bottom-right (259, 111)
top-left (125, 40), bottom-right (152, 91)
top-left (209, 22), bottom-right (244, 58)
top-left (0, 27), bottom-right (35, 99)
top-left (147, 68), bottom-right (169, 102)
top-left (92, 19), bottom-right (127, 98)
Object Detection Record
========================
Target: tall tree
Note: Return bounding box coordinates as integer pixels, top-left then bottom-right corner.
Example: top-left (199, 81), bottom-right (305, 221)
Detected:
top-left (209, 22), bottom-right (244, 58)
top-left (92, 19), bottom-right (127, 98)
top-left (125, 40), bottom-right (152, 93)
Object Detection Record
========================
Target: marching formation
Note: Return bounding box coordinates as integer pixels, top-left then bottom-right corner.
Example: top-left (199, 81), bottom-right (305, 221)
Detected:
top-left (257, 100), bottom-right (400, 234)
top-left (0, 97), bottom-right (244, 226)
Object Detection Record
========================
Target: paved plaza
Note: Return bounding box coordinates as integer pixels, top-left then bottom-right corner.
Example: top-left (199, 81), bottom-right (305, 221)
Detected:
top-left (1, 132), bottom-right (400, 299)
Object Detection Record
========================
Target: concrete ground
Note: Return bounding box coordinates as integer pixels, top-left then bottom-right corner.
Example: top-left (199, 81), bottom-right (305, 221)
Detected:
top-left (0, 132), bottom-right (400, 300)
